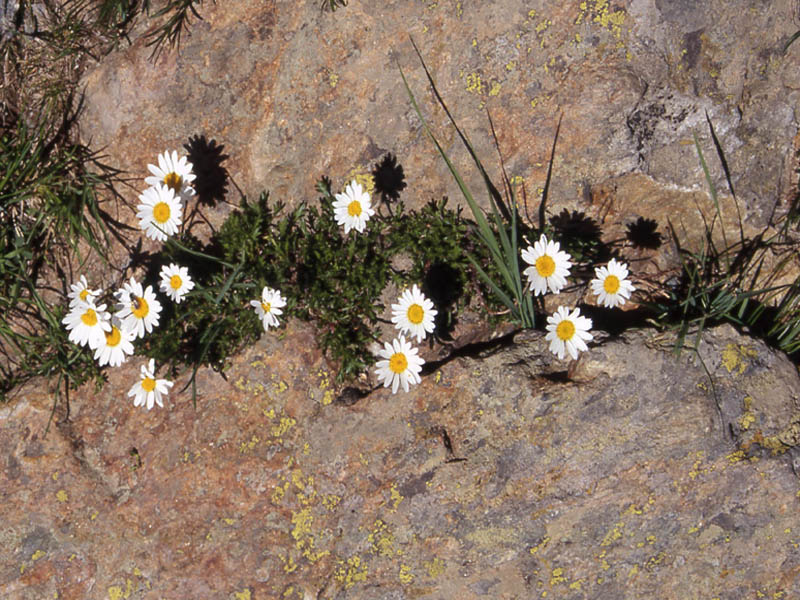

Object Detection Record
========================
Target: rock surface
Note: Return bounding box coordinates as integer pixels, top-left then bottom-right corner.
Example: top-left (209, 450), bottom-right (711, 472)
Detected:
top-left (3, 0), bottom-right (800, 598)
top-left (79, 0), bottom-right (799, 237)
top-left (2, 323), bottom-right (800, 599)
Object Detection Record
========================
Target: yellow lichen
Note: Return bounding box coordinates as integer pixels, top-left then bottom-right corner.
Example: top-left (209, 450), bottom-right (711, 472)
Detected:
top-left (239, 435), bottom-right (259, 454)
top-left (399, 564), bottom-right (414, 584)
top-left (721, 343), bottom-right (757, 376)
top-left (550, 567), bottom-right (566, 585)
top-left (368, 519), bottom-right (396, 557)
top-left (489, 82), bottom-right (501, 96)
top-left (624, 504), bottom-right (643, 516)
top-left (271, 480), bottom-right (289, 504)
top-left (31, 550), bottom-right (45, 560)
top-left (334, 555), bottom-right (368, 588)
top-left (424, 557), bottom-right (446, 577)
top-left (323, 494), bottom-right (341, 510)
top-left (726, 449), bottom-right (747, 464)
top-left (645, 552), bottom-right (666, 570)
top-left (55, 490), bottom-right (68, 503)
top-left (282, 554), bottom-right (298, 573)
top-left (291, 508), bottom-right (313, 546)
top-left (107, 586), bottom-right (123, 600)
top-left (739, 412), bottom-right (756, 430)
top-left (600, 522), bottom-right (625, 546)
top-left (465, 72), bottom-right (484, 94)
top-left (272, 416), bottom-right (296, 438)
top-left (390, 483), bottom-right (404, 511)
top-left (530, 536), bottom-right (550, 555)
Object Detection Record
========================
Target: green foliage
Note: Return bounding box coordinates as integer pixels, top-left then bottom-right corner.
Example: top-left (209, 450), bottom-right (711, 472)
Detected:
top-left (144, 181), bottom-right (485, 387)
top-left (290, 181), bottom-right (390, 379)
top-left (388, 198), bottom-right (473, 284)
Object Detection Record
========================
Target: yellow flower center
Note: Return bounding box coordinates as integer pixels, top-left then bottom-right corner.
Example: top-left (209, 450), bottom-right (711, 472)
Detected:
top-left (163, 172), bottom-right (182, 193)
top-left (105, 326), bottom-right (122, 347)
top-left (603, 274), bottom-right (620, 294)
top-left (141, 377), bottom-right (156, 392)
top-left (556, 319), bottom-right (575, 341)
top-left (79, 289), bottom-right (89, 301)
top-left (407, 304), bottom-right (424, 325)
top-left (80, 308), bottom-right (98, 326)
top-left (535, 255), bottom-right (556, 278)
top-left (261, 302), bottom-right (271, 313)
top-left (389, 352), bottom-right (408, 374)
top-left (347, 200), bottom-right (362, 217)
top-left (170, 274), bottom-right (183, 290)
top-left (132, 296), bottom-right (149, 319)
top-left (153, 201), bottom-right (171, 224)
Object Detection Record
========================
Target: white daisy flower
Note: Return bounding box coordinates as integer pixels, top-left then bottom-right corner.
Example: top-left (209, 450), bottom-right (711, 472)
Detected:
top-left (391, 284), bottom-right (438, 342)
top-left (93, 318), bottom-right (136, 367)
top-left (114, 277), bottom-right (162, 339)
top-left (145, 150), bottom-right (196, 201)
top-left (136, 184), bottom-right (183, 242)
top-left (545, 306), bottom-right (593, 361)
top-left (521, 234), bottom-right (572, 296)
top-left (128, 358), bottom-right (173, 410)
top-left (62, 301), bottom-right (111, 350)
top-left (590, 258), bottom-right (636, 308)
top-left (68, 275), bottom-right (101, 309)
top-left (374, 335), bottom-right (425, 394)
top-left (332, 180), bottom-right (375, 234)
top-left (250, 286), bottom-right (286, 331)
top-left (159, 263), bottom-right (195, 304)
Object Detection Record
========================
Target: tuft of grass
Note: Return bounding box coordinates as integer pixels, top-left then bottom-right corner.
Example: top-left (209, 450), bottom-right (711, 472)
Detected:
top-left (646, 116), bottom-right (800, 358)
top-left (143, 0), bottom-right (208, 60)
top-left (0, 114), bottom-right (119, 405)
top-left (322, 0), bottom-right (348, 11)
top-left (399, 38), bottom-right (538, 328)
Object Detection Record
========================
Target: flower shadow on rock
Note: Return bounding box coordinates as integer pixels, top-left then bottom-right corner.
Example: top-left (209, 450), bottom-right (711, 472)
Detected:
top-left (423, 262), bottom-right (463, 342)
top-left (183, 134), bottom-right (229, 214)
top-left (372, 152), bottom-right (407, 210)
top-left (549, 208), bottom-right (609, 263)
top-left (626, 216), bottom-right (662, 250)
